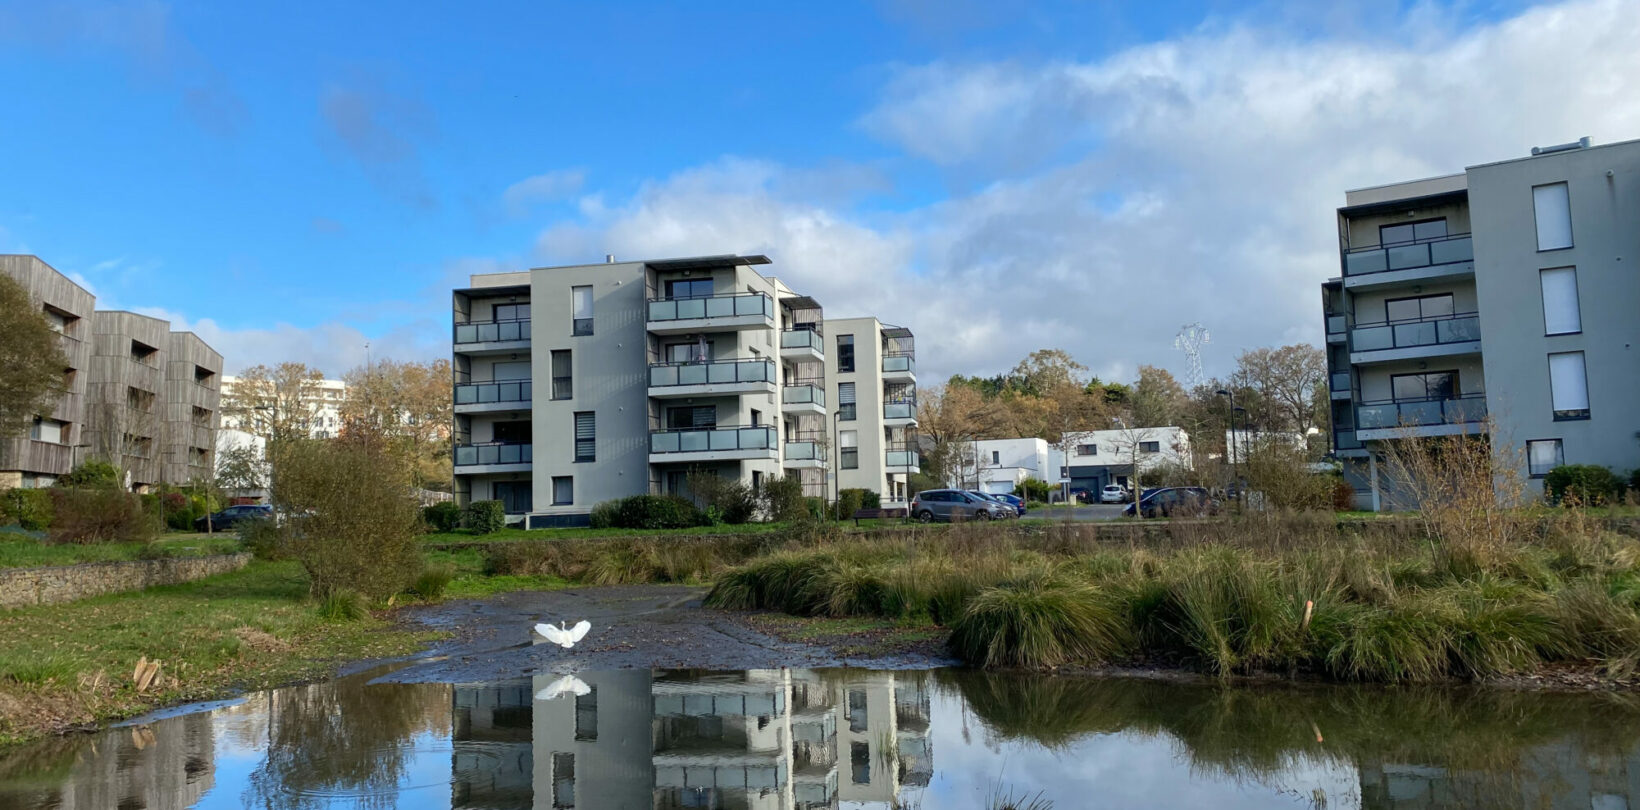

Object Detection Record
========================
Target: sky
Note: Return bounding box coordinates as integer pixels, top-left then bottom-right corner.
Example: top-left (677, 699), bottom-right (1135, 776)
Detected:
top-left (4, 0), bottom-right (1639, 385)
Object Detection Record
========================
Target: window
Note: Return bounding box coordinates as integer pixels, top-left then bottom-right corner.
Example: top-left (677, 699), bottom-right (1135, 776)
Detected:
top-left (130, 340), bottom-right (158, 365)
top-left (571, 286), bottom-right (592, 335)
top-left (838, 382), bottom-right (856, 421)
top-left (1060, 466), bottom-right (1069, 478)
top-left (1540, 267), bottom-right (1581, 335)
top-left (1391, 371), bottom-right (1458, 402)
top-left (837, 334), bottom-right (855, 373)
top-left (551, 350), bottom-right (572, 399)
top-left (574, 412), bottom-right (596, 461)
top-left (666, 339), bottom-right (712, 363)
top-left (552, 476), bottom-right (573, 505)
top-left (1534, 183), bottom-right (1573, 250)
top-left (846, 689), bottom-right (868, 732)
top-left (668, 406), bottom-right (716, 429)
top-left (991, 450), bottom-right (1000, 465)
top-left (1379, 218), bottom-right (1447, 246)
top-left (29, 418), bottom-right (65, 444)
top-left (494, 481), bottom-right (532, 514)
top-left (42, 308), bottom-right (67, 334)
top-left (1139, 441), bottom-right (1160, 454)
top-left (495, 302), bottom-right (530, 321)
top-left (493, 360), bottom-right (530, 381)
top-left (1384, 293), bottom-right (1455, 324)
top-left (751, 470), bottom-right (762, 493)
top-left (851, 741), bottom-right (871, 785)
top-left (665, 278), bottom-right (713, 299)
top-left (840, 430), bottom-right (858, 469)
top-left (1527, 439), bottom-right (1564, 478)
top-left (552, 752), bottom-right (575, 809)
top-left (1076, 443), bottom-right (1097, 456)
top-left (750, 408), bottom-right (761, 427)
top-left (1548, 352), bottom-right (1590, 420)
top-left (574, 687), bottom-right (597, 741)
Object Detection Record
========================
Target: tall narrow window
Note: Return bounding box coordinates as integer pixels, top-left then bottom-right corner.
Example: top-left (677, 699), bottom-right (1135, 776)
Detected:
top-left (552, 476), bottom-right (573, 505)
top-left (840, 430), bottom-right (858, 469)
top-left (551, 350), bottom-right (572, 400)
top-left (991, 450), bottom-right (1000, 465)
top-left (1540, 267), bottom-right (1581, 335)
top-left (1534, 183), bottom-right (1573, 250)
top-left (837, 334), bottom-right (855, 373)
top-left (1527, 439), bottom-right (1564, 478)
top-left (572, 286), bottom-right (593, 335)
top-left (574, 687), bottom-right (598, 741)
top-left (838, 382), bottom-right (856, 421)
top-left (1548, 352), bottom-right (1589, 420)
top-left (574, 411), bottom-right (596, 461)
top-left (552, 753), bottom-right (575, 809)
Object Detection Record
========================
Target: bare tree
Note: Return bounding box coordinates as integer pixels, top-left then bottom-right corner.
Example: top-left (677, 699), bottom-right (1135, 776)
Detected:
top-left (226, 362), bottom-right (328, 444)
top-left (1230, 344), bottom-right (1327, 435)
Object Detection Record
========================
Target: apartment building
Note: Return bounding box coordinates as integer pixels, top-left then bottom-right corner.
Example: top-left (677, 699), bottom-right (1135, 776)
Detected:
top-left (823, 317), bottom-right (919, 506)
top-left (1049, 426), bottom-right (1194, 495)
top-left (219, 375), bottom-right (347, 438)
top-left (453, 254), bottom-right (912, 526)
top-left (0, 256), bottom-right (94, 489)
top-left (1323, 136), bottom-right (1640, 508)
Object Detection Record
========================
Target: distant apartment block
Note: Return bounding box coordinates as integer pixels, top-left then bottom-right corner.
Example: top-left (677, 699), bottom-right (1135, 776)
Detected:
top-left (219, 375), bottom-right (347, 438)
top-left (1322, 137), bottom-right (1640, 508)
top-left (0, 256), bottom-right (222, 491)
top-left (451, 254), bottom-right (915, 526)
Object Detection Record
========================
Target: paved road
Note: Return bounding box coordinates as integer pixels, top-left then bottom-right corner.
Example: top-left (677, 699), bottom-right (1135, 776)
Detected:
top-left (1022, 504), bottom-right (1128, 521)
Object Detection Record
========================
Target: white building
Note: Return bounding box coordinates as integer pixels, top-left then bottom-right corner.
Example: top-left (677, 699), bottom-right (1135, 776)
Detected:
top-left (946, 438), bottom-right (1051, 495)
top-left (1049, 426), bottom-right (1193, 494)
top-left (219, 376), bottom-right (347, 439)
top-left (1223, 430), bottom-right (1309, 463)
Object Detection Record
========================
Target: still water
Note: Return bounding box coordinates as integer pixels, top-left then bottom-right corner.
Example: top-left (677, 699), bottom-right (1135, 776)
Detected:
top-left (3, 665), bottom-right (1640, 809)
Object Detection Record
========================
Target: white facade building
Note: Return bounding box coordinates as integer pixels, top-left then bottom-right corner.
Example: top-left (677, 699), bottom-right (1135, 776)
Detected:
top-left (1049, 426), bottom-right (1194, 493)
top-left (946, 438), bottom-right (1051, 494)
top-left (219, 376), bottom-right (347, 439)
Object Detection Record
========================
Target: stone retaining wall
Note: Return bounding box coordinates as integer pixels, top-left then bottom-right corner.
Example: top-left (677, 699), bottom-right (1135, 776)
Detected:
top-left (0, 552), bottom-right (253, 609)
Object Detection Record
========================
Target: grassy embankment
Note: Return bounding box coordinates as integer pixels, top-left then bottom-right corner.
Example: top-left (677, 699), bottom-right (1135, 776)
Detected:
top-left (0, 532), bottom-right (242, 568)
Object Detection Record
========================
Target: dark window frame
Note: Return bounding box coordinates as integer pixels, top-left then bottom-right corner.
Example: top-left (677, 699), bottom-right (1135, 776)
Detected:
top-left (1526, 438), bottom-right (1564, 478)
top-left (552, 476), bottom-right (573, 506)
top-left (574, 411), bottom-right (596, 462)
top-left (1389, 370), bottom-right (1460, 402)
top-left (1382, 292), bottom-right (1456, 325)
top-left (837, 334), bottom-right (855, 373)
top-left (1378, 217), bottom-right (1449, 247)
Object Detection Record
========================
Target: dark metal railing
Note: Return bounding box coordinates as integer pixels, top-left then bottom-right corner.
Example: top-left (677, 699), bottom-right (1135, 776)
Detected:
top-left (646, 292), bottom-right (774, 323)
top-left (1351, 311), bottom-right (1480, 353)
top-left (1343, 232), bottom-right (1473, 277)
top-left (453, 318), bottom-right (530, 344)
top-left (1356, 394), bottom-right (1487, 431)
top-left (454, 380), bottom-right (532, 406)
top-left (648, 358), bottom-right (775, 387)
top-left (649, 425), bottom-right (778, 455)
top-left (454, 442), bottom-right (533, 466)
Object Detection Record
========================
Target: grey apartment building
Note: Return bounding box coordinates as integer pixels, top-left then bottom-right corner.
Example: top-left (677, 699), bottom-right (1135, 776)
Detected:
top-left (451, 254), bottom-right (916, 526)
top-left (1323, 137), bottom-right (1640, 508)
top-left (0, 255), bottom-right (223, 491)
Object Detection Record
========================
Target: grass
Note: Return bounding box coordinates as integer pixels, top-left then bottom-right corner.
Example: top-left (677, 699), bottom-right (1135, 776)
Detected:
top-left (422, 520), bottom-right (802, 545)
top-left (0, 533), bottom-right (243, 568)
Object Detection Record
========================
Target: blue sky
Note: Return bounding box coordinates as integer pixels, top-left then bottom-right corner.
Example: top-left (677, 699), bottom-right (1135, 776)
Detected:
top-left (2, 0), bottom-right (1631, 383)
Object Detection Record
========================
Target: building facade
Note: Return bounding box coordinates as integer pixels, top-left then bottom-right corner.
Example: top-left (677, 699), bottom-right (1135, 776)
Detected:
top-left (822, 317), bottom-right (919, 507)
top-left (0, 256), bottom-right (95, 489)
top-left (947, 437), bottom-right (1052, 494)
top-left (1049, 426), bottom-right (1194, 495)
top-left (1323, 137), bottom-right (1640, 508)
top-left (452, 254), bottom-right (915, 526)
top-left (219, 376), bottom-right (346, 439)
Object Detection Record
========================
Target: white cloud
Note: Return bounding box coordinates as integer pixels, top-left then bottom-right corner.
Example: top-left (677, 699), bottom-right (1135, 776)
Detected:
top-left (536, 0), bottom-right (1640, 385)
top-left (502, 169), bottom-right (588, 216)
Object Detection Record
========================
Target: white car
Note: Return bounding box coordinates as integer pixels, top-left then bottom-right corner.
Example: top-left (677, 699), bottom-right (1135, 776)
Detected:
top-left (1100, 485), bottom-right (1129, 504)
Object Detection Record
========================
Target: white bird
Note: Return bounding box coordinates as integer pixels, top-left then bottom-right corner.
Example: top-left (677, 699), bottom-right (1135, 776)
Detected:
top-left (535, 675), bottom-right (592, 701)
top-left (534, 620), bottom-right (592, 649)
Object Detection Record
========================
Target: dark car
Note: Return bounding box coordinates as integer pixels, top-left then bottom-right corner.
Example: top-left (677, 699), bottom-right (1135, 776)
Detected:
top-left (991, 493), bottom-right (1026, 516)
top-left (967, 492), bottom-right (1020, 518)
top-left (910, 489), bottom-right (1013, 523)
top-left (194, 504), bottom-right (273, 533)
top-left (1121, 487), bottom-right (1219, 519)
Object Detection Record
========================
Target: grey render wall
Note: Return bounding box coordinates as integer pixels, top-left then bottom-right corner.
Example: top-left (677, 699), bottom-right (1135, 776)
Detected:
top-left (0, 255), bottom-right (95, 483)
top-left (1468, 140), bottom-right (1640, 484)
top-left (825, 316), bottom-right (886, 496)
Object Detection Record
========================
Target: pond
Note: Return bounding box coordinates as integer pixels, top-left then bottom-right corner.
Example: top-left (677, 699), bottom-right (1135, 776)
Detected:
top-left (3, 665), bottom-right (1639, 809)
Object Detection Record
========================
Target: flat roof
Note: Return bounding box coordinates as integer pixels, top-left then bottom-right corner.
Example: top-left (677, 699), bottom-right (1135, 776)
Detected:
top-left (643, 254), bottom-right (771, 271)
top-left (1466, 135), bottom-right (1640, 171)
top-left (780, 294), bottom-right (822, 310)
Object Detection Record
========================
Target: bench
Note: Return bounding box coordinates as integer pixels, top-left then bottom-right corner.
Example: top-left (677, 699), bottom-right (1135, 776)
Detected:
top-left (852, 507), bottom-right (908, 526)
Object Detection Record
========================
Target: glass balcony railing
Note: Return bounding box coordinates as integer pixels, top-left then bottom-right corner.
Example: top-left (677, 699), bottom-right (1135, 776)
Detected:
top-left (780, 329), bottom-right (824, 352)
top-left (650, 426), bottom-right (778, 455)
top-left (1330, 372), bottom-right (1351, 392)
top-left (1343, 233), bottom-right (1473, 277)
top-left (1334, 430), bottom-right (1363, 451)
top-left (782, 383), bottom-right (825, 408)
top-left (784, 440), bottom-right (820, 461)
top-left (648, 358), bottom-right (775, 388)
top-left (1356, 395), bottom-right (1487, 431)
top-left (454, 319), bottom-right (530, 344)
top-left (882, 354), bottom-right (915, 375)
top-left (454, 380), bottom-right (532, 406)
top-left (884, 401), bottom-right (916, 420)
top-left (1326, 315), bottom-right (1346, 335)
top-left (647, 292), bottom-right (774, 323)
top-left (454, 442), bottom-right (533, 466)
top-left (1351, 313), bottom-right (1480, 353)
top-left (886, 449), bottom-right (917, 468)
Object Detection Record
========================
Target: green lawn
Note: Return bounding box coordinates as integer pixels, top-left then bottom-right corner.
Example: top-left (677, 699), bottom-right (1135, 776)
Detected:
top-left (421, 519), bottom-right (907, 545)
top-left (0, 533), bottom-right (244, 569)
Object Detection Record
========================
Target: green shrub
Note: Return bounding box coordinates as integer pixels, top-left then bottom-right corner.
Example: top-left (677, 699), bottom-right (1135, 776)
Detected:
top-left (1014, 478), bottom-right (1053, 503)
top-left (422, 501), bottom-right (461, 532)
top-left (46, 487), bottom-right (155, 545)
top-left (238, 518), bottom-right (285, 560)
top-left (160, 491), bottom-right (194, 531)
top-left (273, 436), bottom-right (425, 599)
top-left (686, 471), bottom-right (758, 524)
top-left (1544, 464), bottom-right (1625, 506)
top-left (317, 589), bottom-right (368, 621)
top-left (804, 497), bottom-right (827, 521)
top-left (589, 499), bottom-right (621, 529)
top-left (949, 573), bottom-right (1131, 668)
top-left (412, 564), bottom-right (454, 600)
top-left (599, 494), bottom-right (706, 530)
top-left (467, 500), bottom-right (506, 534)
top-left (833, 488), bottom-right (879, 519)
top-left (59, 460), bottom-right (119, 489)
top-left (759, 475), bottom-right (809, 523)
top-left (0, 488), bottom-right (53, 531)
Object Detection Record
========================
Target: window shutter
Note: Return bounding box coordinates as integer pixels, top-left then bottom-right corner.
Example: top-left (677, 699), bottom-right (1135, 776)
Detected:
top-left (838, 383), bottom-right (856, 403)
top-left (1534, 183), bottom-right (1573, 250)
top-left (1548, 352), bottom-right (1589, 413)
top-left (1540, 267), bottom-right (1581, 335)
top-left (574, 412), bottom-right (596, 461)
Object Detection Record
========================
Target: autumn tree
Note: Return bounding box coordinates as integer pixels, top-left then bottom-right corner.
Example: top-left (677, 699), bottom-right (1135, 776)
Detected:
top-left (226, 362), bottom-right (328, 444)
top-left (0, 271), bottom-right (69, 442)
top-left (341, 358), bottom-right (453, 490)
top-left (1129, 365), bottom-right (1188, 427)
top-left (1008, 349), bottom-right (1088, 397)
top-left (1230, 344), bottom-right (1327, 435)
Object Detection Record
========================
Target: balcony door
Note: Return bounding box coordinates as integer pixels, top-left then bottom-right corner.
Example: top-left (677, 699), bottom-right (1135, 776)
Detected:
top-left (665, 339), bottom-right (713, 364)
top-left (492, 361), bottom-right (530, 381)
top-left (1379, 218), bottom-right (1446, 247)
top-left (665, 279), bottom-right (714, 299)
top-left (1384, 293), bottom-right (1454, 325)
top-left (492, 420), bottom-right (532, 444)
top-left (666, 406), bottom-right (716, 430)
top-left (494, 481), bottom-right (532, 514)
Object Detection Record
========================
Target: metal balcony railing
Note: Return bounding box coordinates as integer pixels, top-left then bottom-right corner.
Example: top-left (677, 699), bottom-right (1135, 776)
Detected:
top-left (648, 358), bottom-right (775, 388)
top-left (1326, 315), bottom-right (1346, 335)
top-left (884, 401), bottom-right (916, 420)
top-left (646, 292), bottom-right (774, 323)
top-left (784, 440), bottom-right (821, 460)
top-left (454, 380), bottom-right (532, 406)
top-left (454, 442), bottom-right (533, 466)
top-left (882, 354), bottom-right (915, 375)
top-left (1343, 232), bottom-right (1473, 277)
top-left (649, 425), bottom-right (778, 455)
top-left (782, 383), bottom-right (825, 408)
top-left (780, 328), bottom-right (824, 352)
top-left (1330, 372), bottom-right (1351, 392)
top-left (1356, 395), bottom-right (1488, 431)
top-left (453, 318), bottom-right (530, 344)
top-left (1351, 312), bottom-right (1480, 353)
top-left (885, 444), bottom-right (918, 468)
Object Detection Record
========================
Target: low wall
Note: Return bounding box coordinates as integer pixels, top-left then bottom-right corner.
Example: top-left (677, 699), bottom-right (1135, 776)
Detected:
top-left (0, 552), bottom-right (253, 609)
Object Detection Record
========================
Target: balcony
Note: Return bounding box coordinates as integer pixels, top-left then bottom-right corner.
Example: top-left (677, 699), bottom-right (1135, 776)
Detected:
top-left (884, 400), bottom-right (917, 427)
top-left (1355, 395), bottom-right (1488, 441)
top-left (1330, 371), bottom-right (1352, 400)
top-left (783, 438), bottom-right (824, 469)
top-left (453, 442), bottom-right (533, 472)
top-left (886, 445), bottom-right (919, 473)
top-left (781, 382), bottom-right (826, 416)
top-left (650, 426), bottom-right (778, 463)
top-left (882, 354), bottom-right (916, 383)
top-left (780, 328), bottom-right (825, 363)
top-left (647, 358), bottom-right (776, 399)
top-left (454, 380), bottom-right (532, 413)
top-left (453, 318), bottom-right (531, 354)
top-left (1342, 233), bottom-right (1474, 291)
top-left (1325, 315), bottom-right (1347, 344)
top-left (646, 292), bottom-right (775, 335)
top-left (1350, 312), bottom-right (1481, 364)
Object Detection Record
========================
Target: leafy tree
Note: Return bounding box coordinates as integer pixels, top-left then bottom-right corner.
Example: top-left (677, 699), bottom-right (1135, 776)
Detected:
top-left (340, 358), bottom-right (453, 490)
top-left (1129, 365), bottom-right (1188, 426)
top-left (226, 362), bottom-right (329, 444)
top-left (1229, 344), bottom-right (1327, 435)
top-left (1008, 349), bottom-right (1088, 397)
top-left (0, 271), bottom-right (69, 442)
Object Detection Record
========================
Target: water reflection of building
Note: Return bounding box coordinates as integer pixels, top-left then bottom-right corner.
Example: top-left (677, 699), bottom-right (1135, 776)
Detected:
top-left (1359, 745), bottom-right (1640, 809)
top-left (448, 669), bottom-right (932, 809)
top-left (0, 711), bottom-right (215, 810)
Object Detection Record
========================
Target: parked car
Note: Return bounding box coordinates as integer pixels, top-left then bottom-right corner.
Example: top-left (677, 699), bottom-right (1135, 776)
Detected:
top-left (194, 504), bottom-right (273, 533)
top-left (968, 492), bottom-right (1020, 518)
top-left (1100, 484), bottom-right (1128, 504)
top-left (991, 493), bottom-right (1027, 516)
top-left (1121, 487), bottom-right (1220, 519)
top-left (910, 489), bottom-right (1014, 523)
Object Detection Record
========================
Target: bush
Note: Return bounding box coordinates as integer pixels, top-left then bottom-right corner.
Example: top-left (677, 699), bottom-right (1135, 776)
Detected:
top-left (159, 491), bottom-right (194, 531)
top-left (238, 517), bottom-right (285, 560)
top-left (1014, 478), bottom-right (1053, 503)
top-left (0, 488), bottom-right (53, 531)
top-left (1544, 464), bottom-right (1625, 506)
top-left (759, 476), bottom-right (809, 523)
top-left (949, 573), bottom-right (1131, 669)
top-left (46, 487), bottom-right (155, 545)
top-left (595, 494), bottom-right (706, 530)
top-left (59, 460), bottom-right (119, 489)
top-left (804, 497), bottom-right (828, 521)
top-left (411, 564), bottom-right (454, 600)
top-left (589, 499), bottom-right (621, 529)
top-left (422, 501), bottom-right (461, 532)
top-left (833, 488), bottom-right (880, 519)
top-left (686, 471), bottom-right (758, 524)
top-left (317, 590), bottom-right (368, 621)
top-left (466, 500), bottom-right (506, 534)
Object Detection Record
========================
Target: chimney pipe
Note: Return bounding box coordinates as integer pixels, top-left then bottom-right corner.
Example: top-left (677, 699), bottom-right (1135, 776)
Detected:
top-left (605, 254), bottom-right (615, 264)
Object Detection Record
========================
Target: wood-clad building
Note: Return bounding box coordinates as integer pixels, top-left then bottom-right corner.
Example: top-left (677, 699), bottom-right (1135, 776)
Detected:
top-left (162, 332), bottom-right (223, 484)
top-left (85, 311), bottom-right (171, 488)
top-left (0, 256), bottom-right (95, 488)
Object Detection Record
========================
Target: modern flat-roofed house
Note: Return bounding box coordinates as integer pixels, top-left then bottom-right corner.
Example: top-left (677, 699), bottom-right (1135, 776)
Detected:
top-left (1323, 136), bottom-right (1640, 508)
top-left (454, 254), bottom-right (909, 527)
top-left (1048, 426), bottom-right (1194, 496)
top-left (0, 255), bottom-right (95, 489)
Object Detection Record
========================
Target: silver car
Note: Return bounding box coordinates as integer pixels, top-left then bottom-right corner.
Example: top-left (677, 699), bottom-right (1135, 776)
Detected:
top-left (910, 489), bottom-right (1013, 522)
